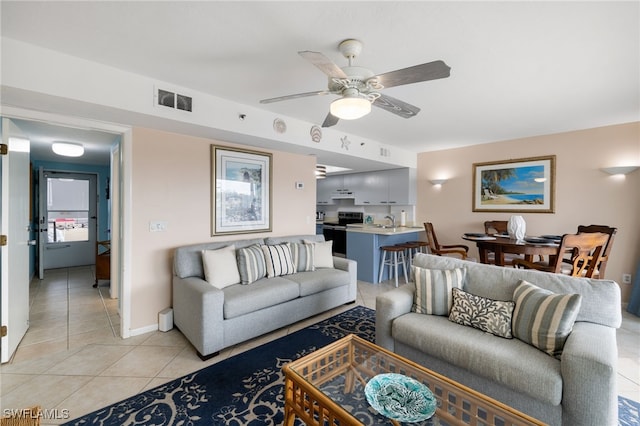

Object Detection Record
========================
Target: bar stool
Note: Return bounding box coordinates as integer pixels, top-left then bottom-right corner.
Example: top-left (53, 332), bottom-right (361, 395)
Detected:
top-left (395, 241), bottom-right (423, 271)
top-left (406, 240), bottom-right (429, 254)
top-left (378, 245), bottom-right (408, 287)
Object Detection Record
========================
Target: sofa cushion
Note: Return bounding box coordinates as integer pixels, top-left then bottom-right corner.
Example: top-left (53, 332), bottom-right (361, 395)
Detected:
top-left (174, 238), bottom-right (265, 279)
top-left (265, 234), bottom-right (325, 245)
top-left (411, 253), bottom-right (621, 328)
top-left (222, 277), bottom-right (299, 319)
top-left (236, 244), bottom-right (266, 284)
top-left (448, 288), bottom-right (514, 338)
top-left (261, 244), bottom-right (296, 278)
top-left (512, 280), bottom-right (582, 358)
top-left (290, 242), bottom-right (315, 272)
top-left (392, 313), bottom-right (563, 405)
top-left (201, 245), bottom-right (241, 289)
top-left (305, 240), bottom-right (334, 268)
top-left (411, 266), bottom-right (465, 316)
top-left (286, 268), bottom-right (351, 297)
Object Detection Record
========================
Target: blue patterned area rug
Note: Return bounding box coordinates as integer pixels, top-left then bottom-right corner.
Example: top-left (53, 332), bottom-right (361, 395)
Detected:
top-left (64, 305), bottom-right (639, 426)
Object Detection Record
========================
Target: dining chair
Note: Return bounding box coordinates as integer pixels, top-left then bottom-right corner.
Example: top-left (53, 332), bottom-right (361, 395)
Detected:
top-left (513, 232), bottom-right (609, 278)
top-left (483, 220), bottom-right (522, 265)
top-left (576, 224), bottom-right (617, 279)
top-left (424, 222), bottom-right (469, 259)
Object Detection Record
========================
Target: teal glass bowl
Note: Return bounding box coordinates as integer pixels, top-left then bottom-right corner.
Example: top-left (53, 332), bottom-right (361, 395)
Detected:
top-left (364, 373), bottom-right (437, 422)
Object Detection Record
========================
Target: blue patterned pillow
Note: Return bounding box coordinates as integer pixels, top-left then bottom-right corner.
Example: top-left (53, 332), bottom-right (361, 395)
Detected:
top-left (512, 280), bottom-right (582, 358)
top-left (261, 243), bottom-right (296, 278)
top-left (236, 244), bottom-right (266, 284)
top-left (411, 267), bottom-right (465, 316)
top-left (290, 242), bottom-right (315, 272)
top-left (448, 288), bottom-right (514, 338)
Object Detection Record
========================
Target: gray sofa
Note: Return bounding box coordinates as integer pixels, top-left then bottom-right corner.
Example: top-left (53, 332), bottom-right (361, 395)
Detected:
top-left (172, 234), bottom-right (357, 359)
top-left (376, 253), bottom-right (621, 425)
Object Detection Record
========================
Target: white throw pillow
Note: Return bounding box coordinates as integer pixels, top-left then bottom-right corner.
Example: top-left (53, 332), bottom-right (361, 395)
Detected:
top-left (305, 240), bottom-right (334, 269)
top-left (201, 245), bottom-right (241, 289)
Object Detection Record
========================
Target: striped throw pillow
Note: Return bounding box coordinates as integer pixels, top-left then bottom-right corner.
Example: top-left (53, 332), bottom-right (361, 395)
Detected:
top-left (291, 243), bottom-right (315, 272)
top-left (512, 280), bottom-right (582, 358)
top-left (261, 243), bottom-right (296, 278)
top-left (411, 267), bottom-right (465, 316)
top-left (236, 244), bottom-right (266, 284)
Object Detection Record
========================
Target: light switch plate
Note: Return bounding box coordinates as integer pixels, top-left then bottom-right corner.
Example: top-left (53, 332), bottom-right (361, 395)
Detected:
top-left (149, 221), bottom-right (168, 232)
top-left (295, 182), bottom-right (304, 189)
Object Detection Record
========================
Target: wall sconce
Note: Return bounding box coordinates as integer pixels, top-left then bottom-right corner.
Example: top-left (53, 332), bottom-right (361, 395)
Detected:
top-left (430, 179), bottom-right (447, 186)
top-left (315, 165), bottom-right (327, 179)
top-left (600, 166), bottom-right (639, 176)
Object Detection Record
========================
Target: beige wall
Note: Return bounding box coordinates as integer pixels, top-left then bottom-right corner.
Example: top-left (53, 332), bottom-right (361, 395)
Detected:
top-left (417, 122), bottom-right (640, 303)
top-left (130, 127), bottom-right (317, 330)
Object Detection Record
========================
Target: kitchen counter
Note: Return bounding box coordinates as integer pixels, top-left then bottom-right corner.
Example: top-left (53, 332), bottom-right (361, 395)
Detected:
top-left (346, 226), bottom-right (426, 283)
top-left (346, 224), bottom-right (425, 235)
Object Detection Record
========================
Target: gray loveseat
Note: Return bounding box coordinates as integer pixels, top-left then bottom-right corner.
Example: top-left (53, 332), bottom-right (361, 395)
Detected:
top-left (173, 234), bottom-right (357, 359)
top-left (376, 253), bottom-right (621, 425)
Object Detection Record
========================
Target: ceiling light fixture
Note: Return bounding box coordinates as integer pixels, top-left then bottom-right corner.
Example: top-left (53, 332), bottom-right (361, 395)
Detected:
top-left (52, 142), bottom-right (84, 157)
top-left (330, 90), bottom-right (372, 120)
top-left (315, 165), bottom-right (327, 179)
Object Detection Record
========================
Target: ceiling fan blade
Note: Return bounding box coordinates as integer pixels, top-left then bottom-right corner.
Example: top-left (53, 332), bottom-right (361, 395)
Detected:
top-left (321, 112), bottom-right (339, 128)
top-left (299, 51), bottom-right (348, 79)
top-left (259, 90), bottom-right (331, 104)
top-left (373, 60), bottom-right (451, 89)
top-left (373, 94), bottom-right (421, 118)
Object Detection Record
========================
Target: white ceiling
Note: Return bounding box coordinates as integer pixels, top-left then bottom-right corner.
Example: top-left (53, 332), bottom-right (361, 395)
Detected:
top-left (1, 1), bottom-right (638, 170)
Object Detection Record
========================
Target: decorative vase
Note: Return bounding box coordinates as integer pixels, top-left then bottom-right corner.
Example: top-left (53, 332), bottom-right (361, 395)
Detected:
top-left (508, 215), bottom-right (526, 241)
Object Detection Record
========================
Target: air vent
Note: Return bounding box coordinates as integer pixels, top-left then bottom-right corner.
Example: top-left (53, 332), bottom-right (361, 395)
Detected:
top-left (155, 87), bottom-right (192, 112)
top-left (380, 147), bottom-right (391, 157)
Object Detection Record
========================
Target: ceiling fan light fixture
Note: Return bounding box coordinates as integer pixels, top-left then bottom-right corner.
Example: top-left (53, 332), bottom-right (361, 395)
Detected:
top-left (330, 96), bottom-right (371, 120)
top-left (52, 142), bottom-right (84, 157)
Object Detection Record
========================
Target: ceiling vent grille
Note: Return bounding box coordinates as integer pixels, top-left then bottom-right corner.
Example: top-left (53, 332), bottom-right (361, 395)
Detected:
top-left (156, 87), bottom-right (192, 112)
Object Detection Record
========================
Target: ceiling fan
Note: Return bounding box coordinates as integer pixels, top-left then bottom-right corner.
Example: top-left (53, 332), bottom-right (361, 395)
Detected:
top-left (260, 39), bottom-right (451, 128)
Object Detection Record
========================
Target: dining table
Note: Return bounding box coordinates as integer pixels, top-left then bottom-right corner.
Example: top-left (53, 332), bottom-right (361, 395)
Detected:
top-left (461, 233), bottom-right (561, 266)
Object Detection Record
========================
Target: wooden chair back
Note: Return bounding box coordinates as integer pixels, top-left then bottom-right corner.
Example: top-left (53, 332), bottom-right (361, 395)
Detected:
top-left (423, 222), bottom-right (469, 259)
top-left (484, 220), bottom-right (508, 235)
top-left (576, 225), bottom-right (617, 278)
top-left (555, 232), bottom-right (609, 277)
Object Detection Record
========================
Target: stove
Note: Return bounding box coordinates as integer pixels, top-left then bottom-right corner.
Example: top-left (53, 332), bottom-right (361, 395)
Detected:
top-left (323, 212), bottom-right (363, 256)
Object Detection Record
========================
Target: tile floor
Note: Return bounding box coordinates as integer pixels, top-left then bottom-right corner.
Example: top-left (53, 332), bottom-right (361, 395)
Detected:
top-left (1, 266), bottom-right (638, 425)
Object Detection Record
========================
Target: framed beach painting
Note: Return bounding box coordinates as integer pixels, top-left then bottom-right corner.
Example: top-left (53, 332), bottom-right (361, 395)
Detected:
top-left (472, 155), bottom-right (556, 213)
top-left (211, 145), bottom-right (272, 235)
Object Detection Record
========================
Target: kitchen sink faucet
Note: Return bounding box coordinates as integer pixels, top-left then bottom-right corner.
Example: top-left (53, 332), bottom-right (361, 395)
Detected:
top-left (385, 214), bottom-right (396, 228)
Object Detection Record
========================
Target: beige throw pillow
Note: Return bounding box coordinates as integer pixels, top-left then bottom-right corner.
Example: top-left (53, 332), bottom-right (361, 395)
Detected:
top-left (201, 245), bottom-right (241, 289)
top-left (305, 240), bottom-right (334, 268)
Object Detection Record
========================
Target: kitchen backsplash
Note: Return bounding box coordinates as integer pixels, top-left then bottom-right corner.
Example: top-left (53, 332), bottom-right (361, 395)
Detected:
top-left (317, 204), bottom-right (416, 226)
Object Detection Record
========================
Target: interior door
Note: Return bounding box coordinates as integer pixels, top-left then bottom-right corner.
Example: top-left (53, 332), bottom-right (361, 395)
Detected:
top-left (39, 171), bottom-right (97, 270)
top-left (0, 118), bottom-right (31, 363)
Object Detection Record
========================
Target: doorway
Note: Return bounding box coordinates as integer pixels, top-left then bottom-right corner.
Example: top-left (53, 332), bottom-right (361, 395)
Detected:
top-left (1, 107), bottom-right (132, 362)
top-left (38, 171), bottom-right (97, 274)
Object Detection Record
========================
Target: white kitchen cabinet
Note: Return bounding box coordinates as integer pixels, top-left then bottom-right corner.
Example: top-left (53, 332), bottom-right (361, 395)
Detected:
top-left (316, 175), bottom-right (343, 205)
top-left (385, 168), bottom-right (416, 205)
top-left (349, 172), bottom-right (386, 205)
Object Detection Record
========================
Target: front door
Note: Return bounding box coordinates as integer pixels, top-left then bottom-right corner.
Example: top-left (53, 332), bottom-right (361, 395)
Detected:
top-left (0, 118), bottom-right (31, 363)
top-left (38, 170), bottom-right (97, 272)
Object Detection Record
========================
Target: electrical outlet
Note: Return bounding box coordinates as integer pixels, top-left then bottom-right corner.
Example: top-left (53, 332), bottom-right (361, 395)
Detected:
top-left (622, 273), bottom-right (632, 284)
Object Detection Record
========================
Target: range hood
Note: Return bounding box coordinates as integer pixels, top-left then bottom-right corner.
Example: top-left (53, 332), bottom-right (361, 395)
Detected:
top-left (331, 190), bottom-right (355, 199)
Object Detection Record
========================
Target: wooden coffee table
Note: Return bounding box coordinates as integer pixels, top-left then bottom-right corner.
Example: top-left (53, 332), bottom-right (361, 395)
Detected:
top-left (283, 334), bottom-right (544, 426)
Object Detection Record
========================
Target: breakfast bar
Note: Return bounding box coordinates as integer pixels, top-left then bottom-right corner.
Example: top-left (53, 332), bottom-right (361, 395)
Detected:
top-left (346, 224), bottom-right (425, 283)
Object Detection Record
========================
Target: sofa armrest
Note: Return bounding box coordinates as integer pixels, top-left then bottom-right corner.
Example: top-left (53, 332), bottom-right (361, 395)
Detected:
top-left (375, 285), bottom-right (415, 351)
top-left (172, 276), bottom-right (225, 357)
top-left (560, 322), bottom-right (618, 425)
top-left (333, 256), bottom-right (358, 302)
